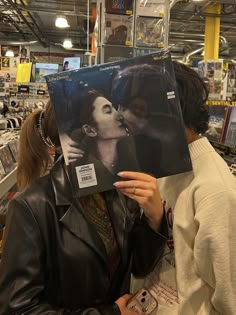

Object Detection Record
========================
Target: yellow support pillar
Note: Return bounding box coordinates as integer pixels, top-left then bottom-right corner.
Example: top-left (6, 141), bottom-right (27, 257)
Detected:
top-left (204, 3), bottom-right (221, 60)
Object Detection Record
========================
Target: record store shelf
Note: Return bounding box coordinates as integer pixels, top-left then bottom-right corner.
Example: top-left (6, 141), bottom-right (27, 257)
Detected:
top-left (0, 167), bottom-right (17, 200)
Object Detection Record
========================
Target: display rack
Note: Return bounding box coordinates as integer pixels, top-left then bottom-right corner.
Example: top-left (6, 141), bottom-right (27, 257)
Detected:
top-left (96, 0), bottom-right (170, 64)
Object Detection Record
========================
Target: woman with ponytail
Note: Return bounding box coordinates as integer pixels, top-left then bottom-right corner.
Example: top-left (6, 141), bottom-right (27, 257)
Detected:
top-left (0, 100), bottom-right (166, 315)
top-left (17, 102), bottom-right (60, 191)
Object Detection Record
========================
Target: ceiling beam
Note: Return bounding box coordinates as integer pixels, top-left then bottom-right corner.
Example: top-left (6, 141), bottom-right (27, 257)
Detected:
top-left (3, 0), bottom-right (47, 47)
top-left (17, 5), bottom-right (90, 17)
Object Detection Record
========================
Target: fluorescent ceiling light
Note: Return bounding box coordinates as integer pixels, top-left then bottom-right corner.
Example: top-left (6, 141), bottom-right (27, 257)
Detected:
top-left (55, 16), bottom-right (70, 28)
top-left (63, 39), bottom-right (73, 48)
top-left (5, 49), bottom-right (14, 57)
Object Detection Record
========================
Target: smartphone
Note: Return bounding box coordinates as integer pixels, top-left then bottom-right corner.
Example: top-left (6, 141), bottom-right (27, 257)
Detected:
top-left (127, 288), bottom-right (158, 315)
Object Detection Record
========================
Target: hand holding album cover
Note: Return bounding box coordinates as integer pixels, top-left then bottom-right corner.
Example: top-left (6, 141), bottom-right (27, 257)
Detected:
top-left (46, 50), bottom-right (192, 197)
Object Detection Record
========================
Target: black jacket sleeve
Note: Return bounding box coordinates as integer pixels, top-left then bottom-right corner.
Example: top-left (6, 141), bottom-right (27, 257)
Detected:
top-left (0, 199), bottom-right (120, 315)
top-left (132, 213), bottom-right (168, 277)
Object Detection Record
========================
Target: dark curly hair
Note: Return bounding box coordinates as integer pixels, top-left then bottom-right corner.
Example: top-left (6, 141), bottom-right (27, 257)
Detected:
top-left (173, 61), bottom-right (209, 134)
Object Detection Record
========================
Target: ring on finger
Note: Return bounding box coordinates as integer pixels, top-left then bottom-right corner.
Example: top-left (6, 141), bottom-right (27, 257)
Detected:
top-left (132, 187), bottom-right (136, 195)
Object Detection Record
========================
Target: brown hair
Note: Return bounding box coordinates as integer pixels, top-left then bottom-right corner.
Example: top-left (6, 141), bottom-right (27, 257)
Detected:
top-left (17, 100), bottom-right (60, 191)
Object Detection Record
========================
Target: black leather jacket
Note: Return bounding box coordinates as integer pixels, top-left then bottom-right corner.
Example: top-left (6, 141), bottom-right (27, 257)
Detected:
top-left (0, 158), bottom-right (167, 315)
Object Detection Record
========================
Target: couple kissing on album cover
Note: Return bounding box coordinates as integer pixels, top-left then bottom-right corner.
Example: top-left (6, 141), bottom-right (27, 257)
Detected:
top-left (46, 51), bottom-right (192, 197)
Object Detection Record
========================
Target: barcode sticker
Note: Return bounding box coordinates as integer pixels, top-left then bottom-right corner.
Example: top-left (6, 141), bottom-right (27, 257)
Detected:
top-left (76, 163), bottom-right (98, 188)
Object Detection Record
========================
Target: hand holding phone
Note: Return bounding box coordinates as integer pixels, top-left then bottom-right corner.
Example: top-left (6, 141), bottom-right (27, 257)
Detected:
top-left (127, 288), bottom-right (158, 315)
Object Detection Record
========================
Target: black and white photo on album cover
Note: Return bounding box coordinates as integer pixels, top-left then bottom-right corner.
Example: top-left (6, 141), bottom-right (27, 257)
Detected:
top-left (46, 50), bottom-right (192, 197)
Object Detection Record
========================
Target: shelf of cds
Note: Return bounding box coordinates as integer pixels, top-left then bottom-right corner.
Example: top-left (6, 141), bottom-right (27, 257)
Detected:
top-left (197, 59), bottom-right (236, 173)
top-left (96, 0), bottom-right (170, 63)
top-left (0, 133), bottom-right (19, 199)
top-left (199, 60), bottom-right (236, 150)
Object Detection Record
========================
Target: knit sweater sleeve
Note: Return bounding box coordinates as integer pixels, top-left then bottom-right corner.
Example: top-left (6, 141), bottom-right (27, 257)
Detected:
top-left (194, 189), bottom-right (236, 315)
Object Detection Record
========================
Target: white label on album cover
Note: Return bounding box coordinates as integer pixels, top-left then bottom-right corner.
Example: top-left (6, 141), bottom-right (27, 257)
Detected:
top-left (76, 163), bottom-right (98, 188)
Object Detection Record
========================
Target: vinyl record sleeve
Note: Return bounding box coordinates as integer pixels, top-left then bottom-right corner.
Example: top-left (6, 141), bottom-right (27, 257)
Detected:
top-left (46, 50), bottom-right (192, 197)
top-left (0, 145), bottom-right (15, 174)
top-left (105, 0), bottom-right (133, 14)
top-left (136, 0), bottom-right (165, 17)
top-left (104, 13), bottom-right (133, 46)
top-left (0, 159), bottom-right (5, 177)
top-left (8, 139), bottom-right (18, 162)
top-left (135, 16), bottom-right (164, 48)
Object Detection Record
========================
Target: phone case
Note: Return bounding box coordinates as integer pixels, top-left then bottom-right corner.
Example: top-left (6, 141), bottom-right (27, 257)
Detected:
top-left (127, 288), bottom-right (158, 315)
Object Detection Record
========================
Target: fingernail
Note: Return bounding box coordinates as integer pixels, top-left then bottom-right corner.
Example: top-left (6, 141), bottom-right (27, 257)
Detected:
top-left (117, 172), bottom-right (123, 176)
top-left (113, 182), bottom-right (118, 186)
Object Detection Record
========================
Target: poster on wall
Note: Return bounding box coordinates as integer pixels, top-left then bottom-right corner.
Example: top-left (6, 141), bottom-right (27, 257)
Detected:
top-left (63, 57), bottom-right (81, 71)
top-left (46, 50), bottom-right (192, 197)
top-left (1, 57), bottom-right (10, 69)
top-left (35, 63), bottom-right (59, 82)
top-left (16, 63), bottom-right (32, 83)
top-left (10, 57), bottom-right (20, 69)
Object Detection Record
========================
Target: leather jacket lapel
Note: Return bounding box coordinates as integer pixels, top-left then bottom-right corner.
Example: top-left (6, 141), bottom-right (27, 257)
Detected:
top-left (49, 157), bottom-right (135, 270)
top-left (50, 158), bottom-right (109, 267)
top-left (59, 200), bottom-right (109, 267)
top-left (50, 157), bottom-right (72, 206)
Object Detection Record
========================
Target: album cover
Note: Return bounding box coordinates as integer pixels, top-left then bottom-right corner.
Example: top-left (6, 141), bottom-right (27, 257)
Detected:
top-left (105, 0), bottom-right (133, 14)
top-left (0, 145), bottom-right (15, 174)
top-left (136, 0), bottom-right (165, 17)
top-left (104, 13), bottom-right (133, 46)
top-left (0, 159), bottom-right (5, 178)
top-left (46, 50), bottom-right (192, 197)
top-left (8, 139), bottom-right (19, 162)
top-left (135, 16), bottom-right (164, 48)
top-left (226, 63), bottom-right (236, 100)
top-left (223, 107), bottom-right (236, 148)
top-left (204, 106), bottom-right (229, 143)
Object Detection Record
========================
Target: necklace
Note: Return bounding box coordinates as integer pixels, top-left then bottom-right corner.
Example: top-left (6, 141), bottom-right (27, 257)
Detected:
top-left (101, 159), bottom-right (117, 174)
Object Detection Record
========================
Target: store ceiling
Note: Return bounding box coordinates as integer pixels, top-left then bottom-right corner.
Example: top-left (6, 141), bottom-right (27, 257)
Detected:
top-left (0, 0), bottom-right (236, 62)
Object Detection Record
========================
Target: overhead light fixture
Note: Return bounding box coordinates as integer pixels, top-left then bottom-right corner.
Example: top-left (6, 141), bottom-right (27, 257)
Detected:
top-left (55, 15), bottom-right (70, 28)
top-left (5, 49), bottom-right (14, 57)
top-left (63, 39), bottom-right (73, 48)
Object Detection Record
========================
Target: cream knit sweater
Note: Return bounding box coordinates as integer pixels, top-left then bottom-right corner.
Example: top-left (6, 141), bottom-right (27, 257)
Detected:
top-left (132, 137), bottom-right (236, 315)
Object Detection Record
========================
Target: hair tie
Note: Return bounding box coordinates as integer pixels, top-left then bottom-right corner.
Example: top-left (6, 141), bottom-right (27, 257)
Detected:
top-left (37, 110), bottom-right (55, 148)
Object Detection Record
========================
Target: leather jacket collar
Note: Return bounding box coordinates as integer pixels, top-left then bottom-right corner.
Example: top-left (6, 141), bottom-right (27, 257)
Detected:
top-left (50, 157), bottom-right (73, 206)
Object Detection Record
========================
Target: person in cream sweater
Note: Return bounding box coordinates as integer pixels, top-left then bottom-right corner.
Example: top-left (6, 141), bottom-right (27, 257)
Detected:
top-left (132, 61), bottom-right (236, 315)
